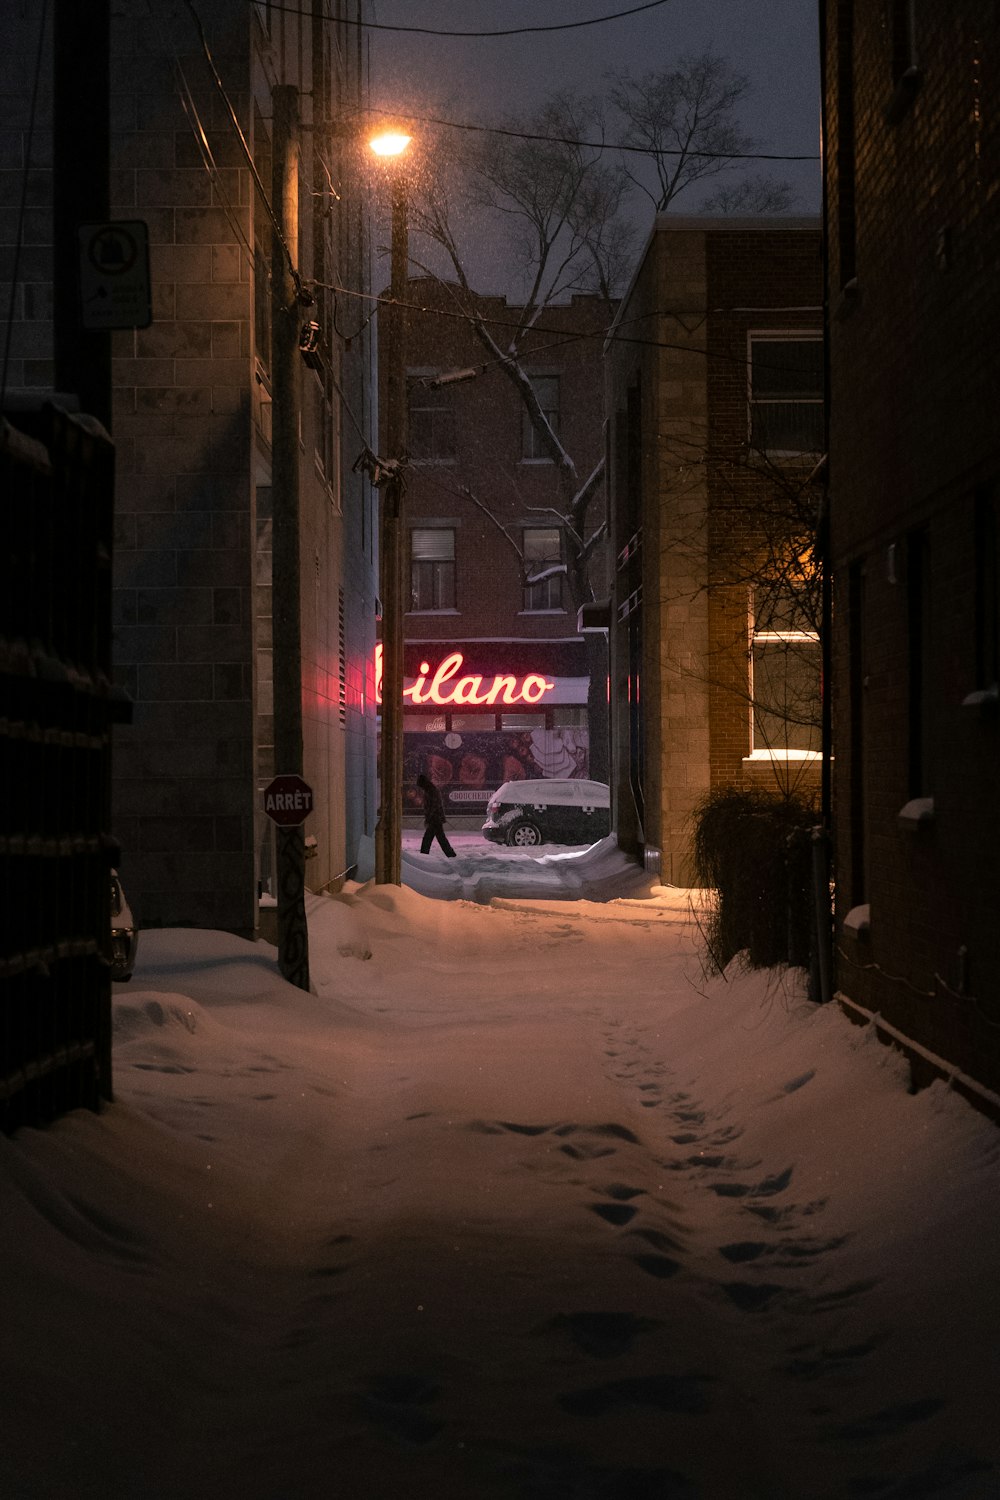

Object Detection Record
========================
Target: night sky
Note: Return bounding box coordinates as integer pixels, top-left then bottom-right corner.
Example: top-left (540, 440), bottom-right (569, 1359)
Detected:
top-left (369, 0), bottom-right (822, 225)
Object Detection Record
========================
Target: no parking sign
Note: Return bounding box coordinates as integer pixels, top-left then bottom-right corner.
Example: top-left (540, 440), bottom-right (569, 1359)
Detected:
top-left (79, 220), bottom-right (152, 330)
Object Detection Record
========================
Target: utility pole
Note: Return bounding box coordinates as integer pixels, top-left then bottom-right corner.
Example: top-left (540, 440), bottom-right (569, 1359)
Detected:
top-left (271, 83), bottom-right (310, 989)
top-left (374, 170), bottom-right (408, 885)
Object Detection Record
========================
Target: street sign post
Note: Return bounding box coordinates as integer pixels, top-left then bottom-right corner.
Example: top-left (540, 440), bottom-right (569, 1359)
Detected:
top-left (263, 773), bottom-right (313, 827)
top-left (78, 220), bottom-right (152, 330)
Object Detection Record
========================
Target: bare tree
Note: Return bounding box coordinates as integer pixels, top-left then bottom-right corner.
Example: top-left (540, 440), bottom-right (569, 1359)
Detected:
top-left (407, 91), bottom-right (630, 611)
top-left (608, 51), bottom-right (795, 214)
top-left (701, 175), bottom-right (797, 215)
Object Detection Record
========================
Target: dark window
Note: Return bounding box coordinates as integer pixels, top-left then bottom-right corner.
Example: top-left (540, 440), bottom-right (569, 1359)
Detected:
top-left (410, 527), bottom-right (456, 611)
top-left (521, 376), bottom-right (559, 461)
top-left (749, 338), bottom-right (824, 456)
top-left (408, 380), bottom-right (456, 462)
top-left (974, 486), bottom-right (999, 689)
top-left (523, 527), bottom-right (563, 611)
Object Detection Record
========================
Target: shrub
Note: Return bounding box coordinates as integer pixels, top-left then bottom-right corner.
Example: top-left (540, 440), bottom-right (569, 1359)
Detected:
top-left (692, 786), bottom-right (816, 973)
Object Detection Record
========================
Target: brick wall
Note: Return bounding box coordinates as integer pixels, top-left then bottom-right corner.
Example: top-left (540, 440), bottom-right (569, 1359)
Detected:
top-left (826, 0), bottom-right (1000, 1092)
top-left (380, 279), bottom-right (609, 644)
top-left (607, 218), bottom-right (823, 886)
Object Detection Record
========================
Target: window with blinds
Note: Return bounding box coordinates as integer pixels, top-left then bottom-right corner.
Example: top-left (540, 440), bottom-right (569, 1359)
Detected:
top-left (410, 527), bottom-right (456, 612)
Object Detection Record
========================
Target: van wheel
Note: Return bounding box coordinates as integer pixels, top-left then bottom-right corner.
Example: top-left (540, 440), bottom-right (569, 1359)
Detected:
top-left (507, 819), bottom-right (542, 847)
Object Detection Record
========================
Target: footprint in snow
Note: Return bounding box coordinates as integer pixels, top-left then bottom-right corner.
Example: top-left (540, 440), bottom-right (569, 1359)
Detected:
top-left (540, 1310), bottom-right (660, 1359)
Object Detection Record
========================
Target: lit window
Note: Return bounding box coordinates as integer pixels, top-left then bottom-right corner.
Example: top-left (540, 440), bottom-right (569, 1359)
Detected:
top-left (523, 527), bottom-right (563, 611)
top-left (750, 585), bottom-right (821, 756)
top-left (521, 375), bottom-right (559, 461)
top-left (410, 527), bottom-right (456, 612)
top-left (749, 337), bottom-right (823, 456)
top-left (408, 380), bottom-right (456, 462)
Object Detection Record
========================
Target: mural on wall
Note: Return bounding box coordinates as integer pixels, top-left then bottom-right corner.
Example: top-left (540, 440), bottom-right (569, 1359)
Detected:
top-left (402, 728), bottom-right (590, 814)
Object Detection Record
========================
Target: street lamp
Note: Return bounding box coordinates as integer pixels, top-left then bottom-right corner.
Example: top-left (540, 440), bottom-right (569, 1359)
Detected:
top-left (370, 129), bottom-right (411, 885)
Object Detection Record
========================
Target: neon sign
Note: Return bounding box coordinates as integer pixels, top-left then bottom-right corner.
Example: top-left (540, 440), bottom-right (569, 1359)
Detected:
top-left (375, 645), bottom-right (555, 708)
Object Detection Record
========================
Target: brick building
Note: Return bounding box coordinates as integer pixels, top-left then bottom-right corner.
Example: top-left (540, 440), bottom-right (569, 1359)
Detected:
top-left (605, 217), bottom-right (824, 885)
top-left (379, 277), bottom-right (610, 823)
top-left (1, 2), bottom-right (378, 934)
top-left (823, 2), bottom-right (1000, 1100)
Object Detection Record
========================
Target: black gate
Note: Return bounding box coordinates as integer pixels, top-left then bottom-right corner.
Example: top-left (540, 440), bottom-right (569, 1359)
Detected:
top-left (1, 402), bottom-right (127, 1132)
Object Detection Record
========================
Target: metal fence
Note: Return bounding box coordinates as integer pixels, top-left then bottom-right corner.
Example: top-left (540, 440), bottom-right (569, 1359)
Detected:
top-left (1, 402), bottom-right (126, 1131)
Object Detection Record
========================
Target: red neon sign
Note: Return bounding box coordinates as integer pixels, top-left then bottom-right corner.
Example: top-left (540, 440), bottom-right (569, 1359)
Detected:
top-left (375, 645), bottom-right (554, 708)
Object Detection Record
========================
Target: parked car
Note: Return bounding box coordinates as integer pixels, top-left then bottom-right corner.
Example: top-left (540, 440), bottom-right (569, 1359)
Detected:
top-left (482, 778), bottom-right (611, 848)
top-left (110, 870), bottom-right (138, 982)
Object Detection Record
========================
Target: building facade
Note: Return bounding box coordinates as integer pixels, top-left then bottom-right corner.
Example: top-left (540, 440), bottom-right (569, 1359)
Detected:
top-left (606, 217), bottom-right (824, 885)
top-left (823, 2), bottom-right (1000, 1099)
top-left (1, 1), bottom-right (379, 935)
top-left (379, 278), bottom-right (610, 824)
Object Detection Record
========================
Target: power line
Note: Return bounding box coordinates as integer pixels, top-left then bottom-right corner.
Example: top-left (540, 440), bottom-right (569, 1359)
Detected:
top-left (311, 277), bottom-right (821, 375)
top-left (360, 105), bottom-right (821, 164)
top-left (181, 0), bottom-right (303, 294)
top-left (250, 0), bottom-right (671, 38)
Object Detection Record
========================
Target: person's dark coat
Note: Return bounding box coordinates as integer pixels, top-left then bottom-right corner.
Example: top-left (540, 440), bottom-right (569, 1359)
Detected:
top-left (416, 773), bottom-right (446, 828)
top-left (415, 773), bottom-right (456, 857)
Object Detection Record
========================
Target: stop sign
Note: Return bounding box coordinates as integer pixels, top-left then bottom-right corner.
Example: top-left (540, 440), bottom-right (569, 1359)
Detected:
top-left (263, 773), bottom-right (314, 827)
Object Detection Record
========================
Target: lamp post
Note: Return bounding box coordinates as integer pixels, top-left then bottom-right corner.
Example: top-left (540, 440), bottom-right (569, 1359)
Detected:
top-left (370, 131), bottom-right (411, 886)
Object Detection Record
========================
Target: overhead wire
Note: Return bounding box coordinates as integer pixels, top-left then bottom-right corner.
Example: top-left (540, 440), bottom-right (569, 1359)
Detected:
top-left (168, 39), bottom-right (257, 263)
top-left (359, 105), bottom-right (821, 163)
top-left (181, 0), bottom-right (304, 295)
top-left (250, 0), bottom-right (672, 38)
top-left (170, 0), bottom-right (380, 442)
top-left (309, 276), bottom-right (822, 379)
top-left (169, 0), bottom-right (818, 441)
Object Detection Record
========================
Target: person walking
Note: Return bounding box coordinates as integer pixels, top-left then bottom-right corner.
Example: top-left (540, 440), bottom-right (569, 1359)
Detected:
top-left (416, 773), bottom-right (457, 857)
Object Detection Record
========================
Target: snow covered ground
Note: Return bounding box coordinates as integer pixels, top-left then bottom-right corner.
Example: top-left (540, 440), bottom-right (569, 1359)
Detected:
top-left (2, 835), bottom-right (999, 1499)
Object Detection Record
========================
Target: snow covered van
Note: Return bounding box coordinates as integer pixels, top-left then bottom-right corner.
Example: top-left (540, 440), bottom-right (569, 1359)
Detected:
top-left (482, 778), bottom-right (611, 848)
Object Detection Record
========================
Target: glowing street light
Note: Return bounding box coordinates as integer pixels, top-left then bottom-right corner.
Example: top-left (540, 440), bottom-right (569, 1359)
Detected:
top-left (369, 127), bottom-right (412, 885)
top-left (369, 131), bottom-right (412, 158)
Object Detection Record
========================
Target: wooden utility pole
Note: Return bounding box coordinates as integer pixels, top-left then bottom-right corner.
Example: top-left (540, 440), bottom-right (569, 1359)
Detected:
top-left (374, 173), bottom-right (408, 885)
top-left (270, 83), bottom-right (310, 989)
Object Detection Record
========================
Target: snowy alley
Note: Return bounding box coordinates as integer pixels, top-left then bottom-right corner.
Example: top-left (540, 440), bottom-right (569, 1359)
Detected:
top-left (2, 835), bottom-right (999, 1500)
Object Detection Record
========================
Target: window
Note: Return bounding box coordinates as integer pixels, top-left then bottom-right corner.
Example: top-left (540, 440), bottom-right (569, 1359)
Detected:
top-left (523, 527), bottom-right (563, 611)
top-left (750, 585), bottom-right (821, 756)
top-left (521, 375), bottom-right (559, 461)
top-left (408, 379), bottom-right (456, 463)
top-left (749, 337), bottom-right (824, 456)
top-left (410, 527), bottom-right (456, 612)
